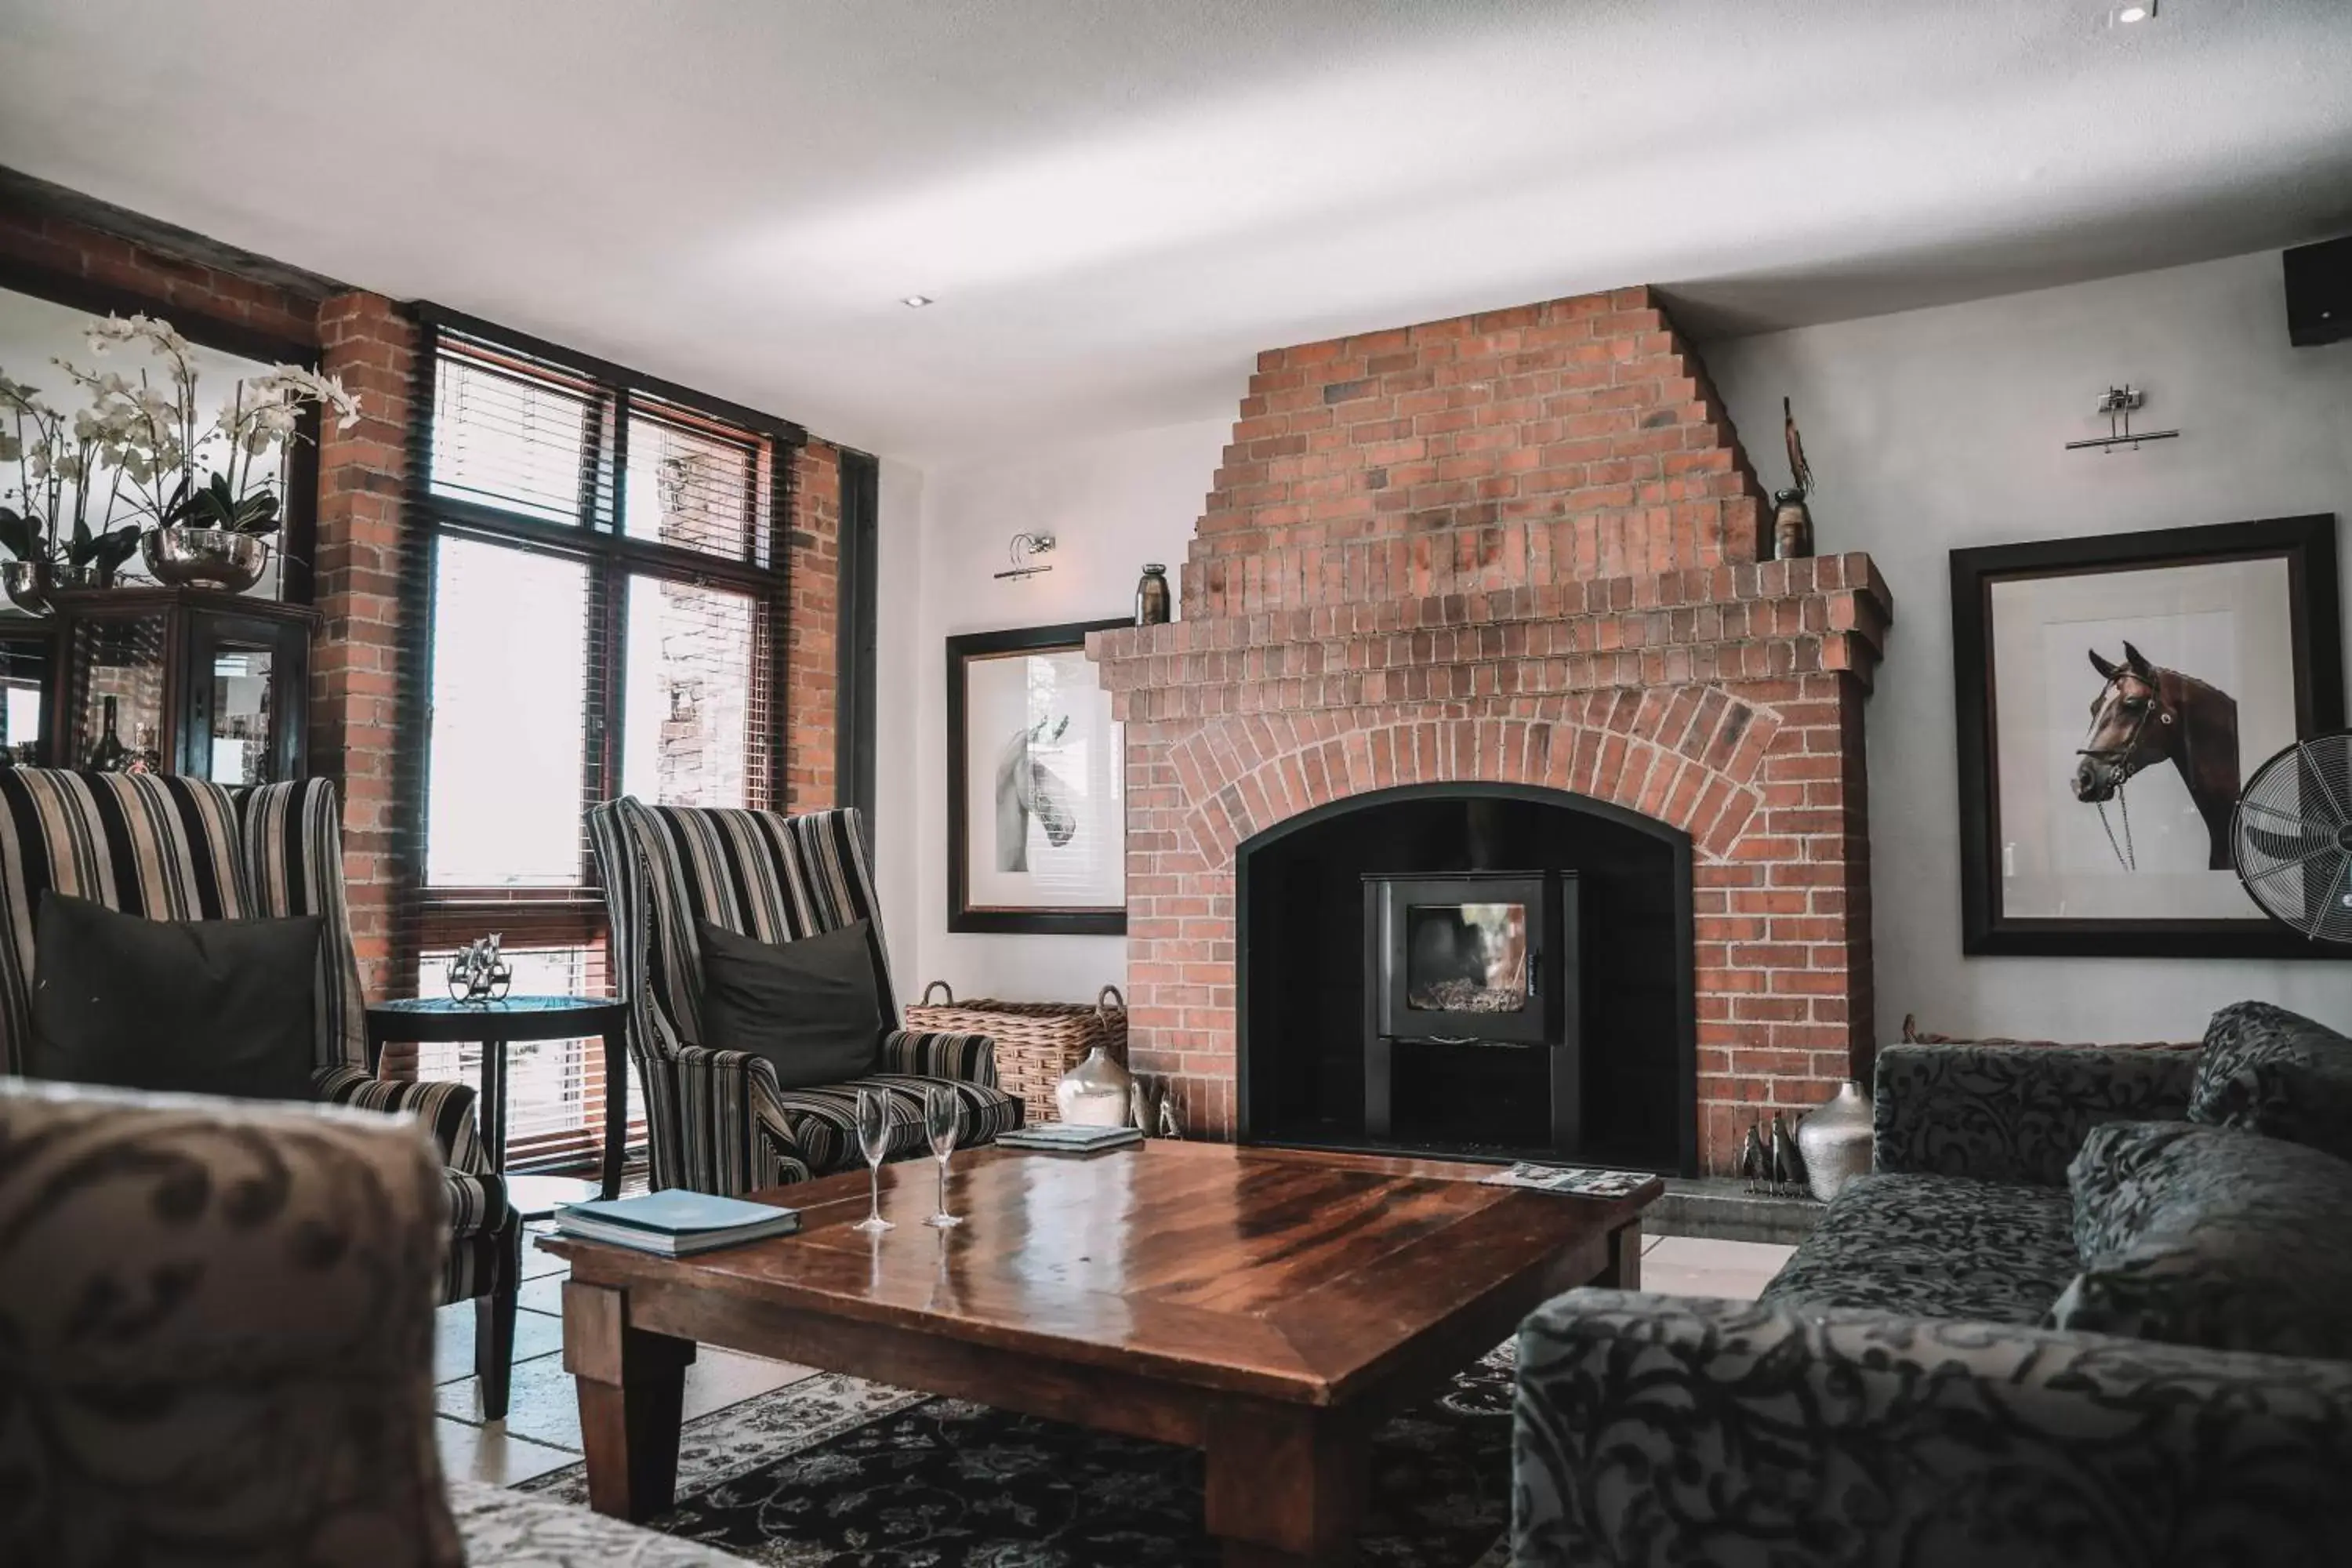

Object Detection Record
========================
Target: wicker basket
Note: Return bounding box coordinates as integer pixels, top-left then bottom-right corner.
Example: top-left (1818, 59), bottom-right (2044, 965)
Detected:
top-left (904, 982), bottom-right (1127, 1124)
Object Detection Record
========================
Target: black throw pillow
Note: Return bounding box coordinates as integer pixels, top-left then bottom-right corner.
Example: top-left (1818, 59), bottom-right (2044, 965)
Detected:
top-left (696, 918), bottom-right (885, 1091)
top-left (30, 891), bottom-right (322, 1102)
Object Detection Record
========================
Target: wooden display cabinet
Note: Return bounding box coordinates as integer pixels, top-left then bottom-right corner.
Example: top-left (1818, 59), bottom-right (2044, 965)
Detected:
top-left (42, 587), bottom-right (318, 785)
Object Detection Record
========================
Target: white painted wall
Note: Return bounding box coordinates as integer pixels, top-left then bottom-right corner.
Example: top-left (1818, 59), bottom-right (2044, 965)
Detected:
top-left (877, 248), bottom-right (2352, 1040)
top-left (878, 416), bottom-right (1232, 1002)
top-left (1706, 250), bottom-right (2352, 1041)
top-left (869, 456), bottom-right (927, 991)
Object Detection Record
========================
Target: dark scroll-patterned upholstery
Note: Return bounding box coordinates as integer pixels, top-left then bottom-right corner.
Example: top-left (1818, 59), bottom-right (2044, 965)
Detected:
top-left (1872, 1040), bottom-right (2199, 1187)
top-left (588, 797), bottom-right (1019, 1196)
top-left (1761, 1171), bottom-right (2079, 1324)
top-left (2190, 1000), bottom-right (2352, 1163)
top-left (0, 1082), bottom-right (742, 1568)
top-left (1515, 1024), bottom-right (2352, 1565)
top-left (1513, 1290), bottom-right (2352, 1568)
top-left (0, 770), bottom-right (514, 1310)
top-left (0, 1080), bottom-right (463, 1567)
top-left (2055, 1120), bottom-right (2352, 1359)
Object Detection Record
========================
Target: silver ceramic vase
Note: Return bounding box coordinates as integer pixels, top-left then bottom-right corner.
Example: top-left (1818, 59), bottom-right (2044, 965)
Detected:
top-left (1054, 1044), bottom-right (1133, 1127)
top-left (1795, 1081), bottom-right (1873, 1203)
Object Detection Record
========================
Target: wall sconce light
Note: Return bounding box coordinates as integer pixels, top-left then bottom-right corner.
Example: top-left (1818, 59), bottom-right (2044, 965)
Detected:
top-left (2064, 385), bottom-right (2180, 453)
top-left (993, 531), bottom-right (1056, 579)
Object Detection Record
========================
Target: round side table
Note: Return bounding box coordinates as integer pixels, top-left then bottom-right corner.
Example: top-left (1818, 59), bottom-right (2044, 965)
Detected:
top-left (366, 995), bottom-right (632, 1215)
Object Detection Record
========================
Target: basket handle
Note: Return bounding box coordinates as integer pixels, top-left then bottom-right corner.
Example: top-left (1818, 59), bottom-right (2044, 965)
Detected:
top-left (1097, 985), bottom-right (1125, 1019)
top-left (921, 980), bottom-right (954, 1006)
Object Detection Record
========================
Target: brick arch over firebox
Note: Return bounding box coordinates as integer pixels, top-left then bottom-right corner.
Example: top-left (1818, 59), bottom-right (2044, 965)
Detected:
top-left (1169, 689), bottom-right (1783, 869)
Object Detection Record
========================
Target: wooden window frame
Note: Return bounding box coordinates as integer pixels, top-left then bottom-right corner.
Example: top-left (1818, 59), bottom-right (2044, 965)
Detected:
top-left (410, 308), bottom-right (804, 942)
top-left (401, 309), bottom-right (805, 1167)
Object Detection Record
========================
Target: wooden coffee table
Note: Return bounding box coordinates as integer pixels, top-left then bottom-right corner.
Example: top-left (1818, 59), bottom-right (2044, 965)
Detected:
top-left (545, 1142), bottom-right (1657, 1566)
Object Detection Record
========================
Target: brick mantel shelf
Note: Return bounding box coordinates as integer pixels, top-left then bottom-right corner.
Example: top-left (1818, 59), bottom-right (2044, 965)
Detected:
top-left (1091, 286), bottom-right (1891, 1172)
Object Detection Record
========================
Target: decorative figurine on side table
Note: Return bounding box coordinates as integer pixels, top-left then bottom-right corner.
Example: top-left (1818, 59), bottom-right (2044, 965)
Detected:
top-left (448, 935), bottom-right (514, 1003)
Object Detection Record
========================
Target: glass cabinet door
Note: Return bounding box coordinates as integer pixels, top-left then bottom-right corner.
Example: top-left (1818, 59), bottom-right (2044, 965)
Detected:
top-left (205, 645), bottom-right (276, 786)
top-left (187, 611), bottom-right (307, 786)
top-left (68, 613), bottom-right (170, 772)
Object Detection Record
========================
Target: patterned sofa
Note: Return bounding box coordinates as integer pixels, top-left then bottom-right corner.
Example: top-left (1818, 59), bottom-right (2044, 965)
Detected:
top-left (0, 1079), bottom-right (742, 1567)
top-left (1513, 1003), bottom-right (2352, 1566)
top-left (588, 800), bottom-right (1021, 1196)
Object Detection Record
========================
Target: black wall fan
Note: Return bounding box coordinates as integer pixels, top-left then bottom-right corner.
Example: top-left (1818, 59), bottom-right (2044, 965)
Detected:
top-left (2233, 732), bottom-right (2352, 946)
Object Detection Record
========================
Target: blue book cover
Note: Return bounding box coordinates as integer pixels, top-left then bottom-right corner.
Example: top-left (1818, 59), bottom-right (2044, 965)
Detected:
top-left (1002, 1123), bottom-right (1137, 1143)
top-left (556, 1188), bottom-right (797, 1236)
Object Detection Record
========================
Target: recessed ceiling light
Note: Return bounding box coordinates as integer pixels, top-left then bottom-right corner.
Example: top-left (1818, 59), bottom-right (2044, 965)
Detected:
top-left (2112, 2), bottom-right (2154, 23)
top-left (902, 294), bottom-right (935, 308)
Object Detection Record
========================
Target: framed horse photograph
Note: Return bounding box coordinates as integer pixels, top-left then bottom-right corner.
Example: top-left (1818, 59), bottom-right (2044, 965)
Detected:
top-left (946, 619), bottom-right (1129, 935)
top-left (1951, 515), bottom-right (2344, 957)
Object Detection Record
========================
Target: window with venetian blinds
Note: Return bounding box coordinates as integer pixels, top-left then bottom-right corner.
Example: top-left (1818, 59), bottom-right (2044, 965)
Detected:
top-left (405, 315), bottom-right (800, 1173)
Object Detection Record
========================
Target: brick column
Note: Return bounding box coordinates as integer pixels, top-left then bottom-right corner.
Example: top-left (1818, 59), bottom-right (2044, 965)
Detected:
top-left (311, 292), bottom-right (418, 1076)
top-left (784, 439), bottom-right (841, 814)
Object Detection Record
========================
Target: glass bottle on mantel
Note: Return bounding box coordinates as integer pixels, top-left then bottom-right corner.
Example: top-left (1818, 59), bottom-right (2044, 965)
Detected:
top-left (85, 696), bottom-right (131, 772)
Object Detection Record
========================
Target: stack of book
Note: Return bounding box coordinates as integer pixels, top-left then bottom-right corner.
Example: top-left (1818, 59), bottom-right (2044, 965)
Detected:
top-left (995, 1122), bottom-right (1144, 1156)
top-left (553, 1189), bottom-right (801, 1256)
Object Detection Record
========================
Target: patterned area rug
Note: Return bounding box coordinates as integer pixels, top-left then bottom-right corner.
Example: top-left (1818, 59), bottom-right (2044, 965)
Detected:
top-left (522, 1344), bottom-right (1518, 1566)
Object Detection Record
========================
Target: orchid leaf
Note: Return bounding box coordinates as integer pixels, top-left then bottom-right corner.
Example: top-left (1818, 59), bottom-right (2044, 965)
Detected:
top-left (230, 490), bottom-right (280, 535)
top-left (90, 526), bottom-right (143, 575)
top-left (0, 506), bottom-right (38, 564)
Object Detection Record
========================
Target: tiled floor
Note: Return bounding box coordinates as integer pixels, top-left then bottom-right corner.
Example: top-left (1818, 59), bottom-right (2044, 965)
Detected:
top-left (1639, 1233), bottom-right (1795, 1299)
top-left (441, 1226), bottom-right (1793, 1486)
top-left (432, 1226), bottom-right (820, 1486)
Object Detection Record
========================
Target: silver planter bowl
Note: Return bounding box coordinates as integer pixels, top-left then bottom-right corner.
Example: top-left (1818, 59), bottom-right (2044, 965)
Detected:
top-left (1, 559), bottom-right (53, 614)
top-left (143, 527), bottom-right (270, 593)
top-left (2, 561), bottom-right (118, 615)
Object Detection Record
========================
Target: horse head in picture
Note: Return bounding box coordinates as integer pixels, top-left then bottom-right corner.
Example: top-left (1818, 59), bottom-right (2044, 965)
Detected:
top-left (2074, 641), bottom-right (2241, 870)
top-left (995, 713), bottom-right (1078, 873)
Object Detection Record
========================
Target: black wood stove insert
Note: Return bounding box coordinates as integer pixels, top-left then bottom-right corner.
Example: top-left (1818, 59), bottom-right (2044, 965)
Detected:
top-left (1237, 783), bottom-right (1692, 1173)
top-left (1363, 870), bottom-right (1582, 1153)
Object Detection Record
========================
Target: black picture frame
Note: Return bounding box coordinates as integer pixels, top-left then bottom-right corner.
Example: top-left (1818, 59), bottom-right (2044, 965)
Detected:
top-left (1951, 514), bottom-right (2345, 957)
top-left (947, 618), bottom-right (1131, 935)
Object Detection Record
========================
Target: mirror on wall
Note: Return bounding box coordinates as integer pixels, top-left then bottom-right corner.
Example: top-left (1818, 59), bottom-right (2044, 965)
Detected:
top-left (0, 281), bottom-right (294, 610)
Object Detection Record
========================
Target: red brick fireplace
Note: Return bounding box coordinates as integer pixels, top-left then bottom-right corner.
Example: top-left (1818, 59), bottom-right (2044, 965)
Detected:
top-left (1090, 285), bottom-right (1891, 1173)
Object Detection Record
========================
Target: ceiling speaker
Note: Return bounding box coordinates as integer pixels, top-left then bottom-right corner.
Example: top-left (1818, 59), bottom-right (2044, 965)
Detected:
top-left (2285, 234), bottom-right (2352, 348)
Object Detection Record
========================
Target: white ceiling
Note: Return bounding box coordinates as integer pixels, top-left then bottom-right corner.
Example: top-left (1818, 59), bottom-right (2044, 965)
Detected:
top-left (3, 0), bottom-right (2348, 464)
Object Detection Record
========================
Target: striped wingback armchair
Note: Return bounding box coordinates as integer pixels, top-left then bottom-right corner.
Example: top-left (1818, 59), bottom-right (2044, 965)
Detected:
top-left (0, 768), bottom-right (522, 1417)
top-left (588, 799), bottom-right (1021, 1196)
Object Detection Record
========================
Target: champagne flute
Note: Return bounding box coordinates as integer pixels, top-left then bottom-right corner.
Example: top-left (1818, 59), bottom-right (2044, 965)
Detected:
top-left (852, 1088), bottom-right (893, 1233)
top-left (924, 1084), bottom-right (962, 1229)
